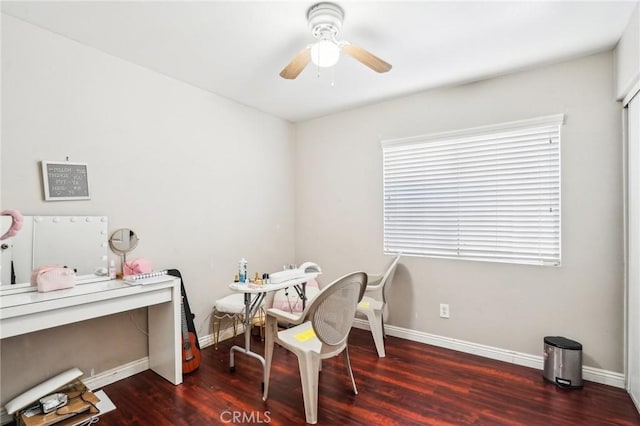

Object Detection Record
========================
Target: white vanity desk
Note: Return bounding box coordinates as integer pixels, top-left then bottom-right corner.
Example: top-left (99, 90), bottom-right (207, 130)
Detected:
top-left (0, 278), bottom-right (182, 385)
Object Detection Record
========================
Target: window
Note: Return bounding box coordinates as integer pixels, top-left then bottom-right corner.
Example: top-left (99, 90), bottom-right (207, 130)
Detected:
top-left (382, 114), bottom-right (563, 266)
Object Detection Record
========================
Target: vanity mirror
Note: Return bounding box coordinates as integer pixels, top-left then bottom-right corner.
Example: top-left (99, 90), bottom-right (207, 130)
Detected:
top-left (0, 215), bottom-right (109, 292)
top-left (109, 228), bottom-right (139, 276)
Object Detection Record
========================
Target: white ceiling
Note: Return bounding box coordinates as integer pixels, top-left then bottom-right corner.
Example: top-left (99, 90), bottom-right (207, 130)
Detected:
top-left (2, 1), bottom-right (637, 123)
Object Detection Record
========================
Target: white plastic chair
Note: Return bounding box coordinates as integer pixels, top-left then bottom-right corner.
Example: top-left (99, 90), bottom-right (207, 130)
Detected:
top-left (356, 255), bottom-right (400, 357)
top-left (262, 271), bottom-right (367, 424)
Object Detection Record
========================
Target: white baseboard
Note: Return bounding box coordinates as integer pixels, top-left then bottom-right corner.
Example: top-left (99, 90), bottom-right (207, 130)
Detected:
top-left (199, 323), bottom-right (246, 350)
top-left (352, 318), bottom-right (625, 389)
top-left (82, 358), bottom-right (149, 390)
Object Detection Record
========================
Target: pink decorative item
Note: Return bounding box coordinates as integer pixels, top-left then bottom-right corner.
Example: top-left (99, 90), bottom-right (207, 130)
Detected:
top-left (0, 210), bottom-right (24, 240)
top-left (31, 264), bottom-right (58, 285)
top-left (33, 265), bottom-right (76, 292)
top-left (124, 258), bottom-right (152, 276)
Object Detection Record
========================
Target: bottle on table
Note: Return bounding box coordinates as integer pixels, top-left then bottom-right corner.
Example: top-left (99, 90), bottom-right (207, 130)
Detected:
top-left (238, 258), bottom-right (247, 283)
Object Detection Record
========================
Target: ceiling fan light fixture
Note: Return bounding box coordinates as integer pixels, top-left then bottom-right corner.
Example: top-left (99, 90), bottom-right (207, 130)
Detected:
top-left (279, 2), bottom-right (392, 79)
top-left (310, 39), bottom-right (340, 67)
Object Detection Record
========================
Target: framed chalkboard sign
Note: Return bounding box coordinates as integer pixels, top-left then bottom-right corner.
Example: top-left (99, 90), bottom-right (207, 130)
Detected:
top-left (41, 161), bottom-right (90, 201)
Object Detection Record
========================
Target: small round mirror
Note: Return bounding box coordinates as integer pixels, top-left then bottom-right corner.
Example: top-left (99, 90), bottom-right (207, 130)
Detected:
top-left (109, 228), bottom-right (139, 255)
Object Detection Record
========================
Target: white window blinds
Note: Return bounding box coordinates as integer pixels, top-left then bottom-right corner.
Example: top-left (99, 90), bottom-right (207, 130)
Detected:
top-left (382, 114), bottom-right (563, 266)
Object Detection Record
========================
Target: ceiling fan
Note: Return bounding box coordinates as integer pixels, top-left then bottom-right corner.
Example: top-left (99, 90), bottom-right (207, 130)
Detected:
top-left (280, 2), bottom-right (392, 79)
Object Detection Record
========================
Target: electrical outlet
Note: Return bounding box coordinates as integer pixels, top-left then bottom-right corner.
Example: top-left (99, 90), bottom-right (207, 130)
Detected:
top-left (439, 303), bottom-right (450, 319)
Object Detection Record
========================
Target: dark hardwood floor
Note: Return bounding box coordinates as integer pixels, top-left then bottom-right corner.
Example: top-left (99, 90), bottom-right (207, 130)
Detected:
top-left (96, 328), bottom-right (640, 425)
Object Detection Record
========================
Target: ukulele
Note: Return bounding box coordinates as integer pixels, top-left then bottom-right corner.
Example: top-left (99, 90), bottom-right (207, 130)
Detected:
top-left (181, 296), bottom-right (201, 373)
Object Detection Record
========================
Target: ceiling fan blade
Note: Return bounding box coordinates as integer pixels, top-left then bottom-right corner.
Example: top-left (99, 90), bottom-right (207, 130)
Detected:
top-left (342, 43), bottom-right (392, 73)
top-left (279, 47), bottom-right (311, 79)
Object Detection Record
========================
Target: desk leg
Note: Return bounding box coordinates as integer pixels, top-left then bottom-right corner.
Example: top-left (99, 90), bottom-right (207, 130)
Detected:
top-left (229, 292), bottom-right (252, 371)
top-left (229, 292), bottom-right (266, 390)
top-left (148, 281), bottom-right (182, 385)
top-left (244, 292), bottom-right (251, 350)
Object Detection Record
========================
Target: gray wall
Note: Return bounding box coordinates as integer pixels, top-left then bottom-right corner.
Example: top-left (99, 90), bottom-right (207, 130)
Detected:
top-left (294, 50), bottom-right (624, 372)
top-left (1, 14), bottom-right (295, 402)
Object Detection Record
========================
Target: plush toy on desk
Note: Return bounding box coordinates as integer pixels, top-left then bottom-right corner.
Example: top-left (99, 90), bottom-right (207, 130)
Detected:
top-left (124, 258), bottom-right (152, 276)
top-left (0, 209), bottom-right (23, 240)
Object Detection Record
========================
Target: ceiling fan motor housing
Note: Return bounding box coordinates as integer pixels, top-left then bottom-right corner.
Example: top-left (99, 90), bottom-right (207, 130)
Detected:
top-left (308, 2), bottom-right (344, 40)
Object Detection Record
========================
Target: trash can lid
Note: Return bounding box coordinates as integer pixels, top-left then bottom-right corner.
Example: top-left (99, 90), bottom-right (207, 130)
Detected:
top-left (544, 336), bottom-right (582, 350)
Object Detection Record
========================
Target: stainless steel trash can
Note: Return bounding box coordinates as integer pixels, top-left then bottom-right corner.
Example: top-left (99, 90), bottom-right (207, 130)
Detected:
top-left (543, 336), bottom-right (583, 388)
